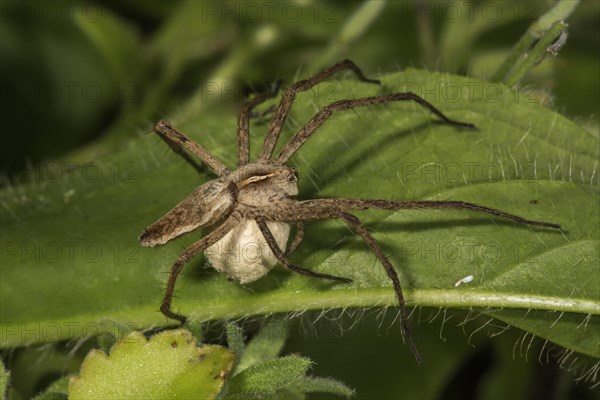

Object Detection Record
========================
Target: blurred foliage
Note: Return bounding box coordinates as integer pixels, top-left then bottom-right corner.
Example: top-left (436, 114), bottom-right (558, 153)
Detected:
top-left (1, 0), bottom-right (598, 177)
top-left (1, 0), bottom-right (599, 399)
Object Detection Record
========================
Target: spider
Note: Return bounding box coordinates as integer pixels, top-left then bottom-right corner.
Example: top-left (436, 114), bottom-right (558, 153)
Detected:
top-left (139, 59), bottom-right (561, 363)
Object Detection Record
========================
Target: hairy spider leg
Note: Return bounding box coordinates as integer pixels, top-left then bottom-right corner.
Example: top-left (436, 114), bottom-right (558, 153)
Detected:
top-left (280, 199), bottom-right (562, 230)
top-left (255, 217), bottom-right (352, 284)
top-left (160, 211), bottom-right (243, 323)
top-left (275, 93), bottom-right (475, 164)
top-left (153, 120), bottom-right (230, 177)
top-left (285, 222), bottom-right (305, 257)
top-left (237, 90), bottom-right (280, 166)
top-left (258, 59), bottom-right (380, 161)
top-left (336, 211), bottom-right (422, 363)
top-left (253, 197), bottom-right (561, 361)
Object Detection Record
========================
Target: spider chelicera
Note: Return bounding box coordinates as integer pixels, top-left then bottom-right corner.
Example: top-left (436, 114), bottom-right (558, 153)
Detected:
top-left (139, 59), bottom-right (561, 362)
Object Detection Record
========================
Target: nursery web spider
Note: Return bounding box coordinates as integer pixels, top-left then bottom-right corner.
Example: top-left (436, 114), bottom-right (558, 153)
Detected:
top-left (140, 59), bottom-right (561, 363)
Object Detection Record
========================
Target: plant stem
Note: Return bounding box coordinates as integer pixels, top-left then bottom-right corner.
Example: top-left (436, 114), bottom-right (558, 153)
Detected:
top-left (417, 0), bottom-right (437, 70)
top-left (504, 21), bottom-right (567, 87)
top-left (492, 0), bottom-right (579, 82)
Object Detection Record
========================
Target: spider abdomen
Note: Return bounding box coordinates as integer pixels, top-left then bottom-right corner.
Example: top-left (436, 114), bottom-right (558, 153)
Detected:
top-left (205, 218), bottom-right (290, 284)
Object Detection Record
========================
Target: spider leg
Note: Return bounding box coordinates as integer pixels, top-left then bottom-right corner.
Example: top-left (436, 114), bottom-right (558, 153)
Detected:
top-left (254, 217), bottom-right (352, 283)
top-left (277, 199), bottom-right (562, 231)
top-left (275, 93), bottom-right (476, 163)
top-left (335, 211), bottom-right (421, 363)
top-left (160, 211), bottom-right (243, 324)
top-left (237, 87), bottom-right (281, 166)
top-left (259, 198), bottom-right (561, 361)
top-left (153, 120), bottom-right (230, 176)
top-left (258, 59), bottom-right (380, 161)
top-left (285, 222), bottom-right (305, 257)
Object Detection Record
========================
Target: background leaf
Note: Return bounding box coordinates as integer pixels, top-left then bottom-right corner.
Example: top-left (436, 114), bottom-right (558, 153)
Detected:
top-left (1, 71), bottom-right (598, 364)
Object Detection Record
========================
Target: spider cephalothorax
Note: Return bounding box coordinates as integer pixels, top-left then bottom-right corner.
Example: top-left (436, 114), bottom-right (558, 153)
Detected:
top-left (140, 60), bottom-right (561, 362)
top-left (140, 158), bottom-right (300, 282)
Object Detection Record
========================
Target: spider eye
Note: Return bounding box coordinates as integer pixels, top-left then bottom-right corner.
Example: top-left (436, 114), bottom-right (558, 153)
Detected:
top-left (288, 169), bottom-right (298, 182)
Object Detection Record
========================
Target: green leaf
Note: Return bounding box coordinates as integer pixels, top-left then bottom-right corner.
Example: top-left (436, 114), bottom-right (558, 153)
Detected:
top-left (295, 376), bottom-right (354, 398)
top-left (33, 393), bottom-right (67, 400)
top-left (0, 359), bottom-right (8, 400)
top-left (33, 376), bottom-right (70, 400)
top-left (1, 70), bottom-right (598, 359)
top-left (226, 322), bottom-right (246, 374)
top-left (224, 355), bottom-right (311, 399)
top-left (96, 319), bottom-right (138, 354)
top-left (68, 329), bottom-right (234, 400)
top-left (235, 318), bottom-right (288, 374)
